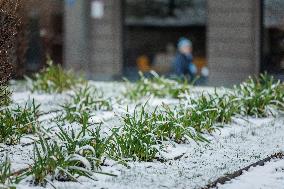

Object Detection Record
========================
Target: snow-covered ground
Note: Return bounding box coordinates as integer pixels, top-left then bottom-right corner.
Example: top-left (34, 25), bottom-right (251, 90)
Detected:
top-left (92, 117), bottom-right (284, 189)
top-left (1, 83), bottom-right (284, 189)
top-left (12, 114), bottom-right (284, 189)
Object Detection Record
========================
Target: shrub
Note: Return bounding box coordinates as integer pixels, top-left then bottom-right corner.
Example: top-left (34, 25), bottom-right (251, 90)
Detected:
top-left (125, 71), bottom-right (190, 100)
top-left (0, 100), bottom-right (40, 144)
top-left (26, 59), bottom-right (85, 93)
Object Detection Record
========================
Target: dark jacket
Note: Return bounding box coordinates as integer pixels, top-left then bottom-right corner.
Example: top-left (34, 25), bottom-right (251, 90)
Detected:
top-left (173, 53), bottom-right (196, 78)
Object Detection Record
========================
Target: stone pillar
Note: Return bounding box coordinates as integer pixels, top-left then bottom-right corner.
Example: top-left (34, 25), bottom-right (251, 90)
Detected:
top-left (64, 0), bottom-right (91, 77)
top-left (90, 0), bottom-right (123, 80)
top-left (207, 0), bottom-right (261, 86)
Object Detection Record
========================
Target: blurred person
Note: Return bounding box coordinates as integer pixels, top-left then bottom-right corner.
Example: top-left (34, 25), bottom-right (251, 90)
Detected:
top-left (173, 37), bottom-right (197, 81)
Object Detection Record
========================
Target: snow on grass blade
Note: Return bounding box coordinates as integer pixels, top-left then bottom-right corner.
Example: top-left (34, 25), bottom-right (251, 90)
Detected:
top-left (180, 92), bottom-right (240, 133)
top-left (0, 154), bottom-right (23, 189)
top-left (158, 104), bottom-right (210, 143)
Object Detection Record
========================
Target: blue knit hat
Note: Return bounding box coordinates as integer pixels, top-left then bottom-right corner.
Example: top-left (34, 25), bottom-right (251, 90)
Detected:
top-left (177, 37), bottom-right (192, 49)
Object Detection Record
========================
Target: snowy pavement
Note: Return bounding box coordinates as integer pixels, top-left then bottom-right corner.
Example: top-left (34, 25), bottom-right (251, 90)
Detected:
top-left (216, 158), bottom-right (284, 189)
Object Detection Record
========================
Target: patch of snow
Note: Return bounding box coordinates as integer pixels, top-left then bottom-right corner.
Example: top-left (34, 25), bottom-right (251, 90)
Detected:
top-left (216, 158), bottom-right (284, 189)
top-left (159, 144), bottom-right (188, 160)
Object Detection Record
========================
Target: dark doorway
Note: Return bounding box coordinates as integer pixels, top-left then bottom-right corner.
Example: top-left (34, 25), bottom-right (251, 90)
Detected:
top-left (262, 0), bottom-right (284, 79)
top-left (20, 0), bottom-right (64, 75)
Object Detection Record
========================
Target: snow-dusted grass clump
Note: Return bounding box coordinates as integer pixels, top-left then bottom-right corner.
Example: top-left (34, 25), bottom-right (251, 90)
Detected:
top-left (18, 121), bottom-right (115, 186)
top-left (108, 104), bottom-right (161, 162)
top-left (26, 135), bottom-right (103, 186)
top-left (59, 85), bottom-right (112, 124)
top-left (25, 59), bottom-right (85, 94)
top-left (0, 100), bottom-right (39, 145)
top-left (124, 71), bottom-right (191, 100)
top-left (233, 73), bottom-right (284, 117)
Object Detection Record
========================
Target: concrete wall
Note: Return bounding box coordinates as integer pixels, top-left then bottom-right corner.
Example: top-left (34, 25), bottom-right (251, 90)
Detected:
top-left (207, 0), bottom-right (261, 86)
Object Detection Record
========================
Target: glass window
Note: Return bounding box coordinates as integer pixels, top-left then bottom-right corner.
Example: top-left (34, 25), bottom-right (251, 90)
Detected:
top-left (125, 0), bottom-right (206, 26)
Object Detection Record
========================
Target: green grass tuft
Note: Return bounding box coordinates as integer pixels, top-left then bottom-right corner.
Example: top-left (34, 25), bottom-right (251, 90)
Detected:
top-left (125, 71), bottom-right (190, 100)
top-left (0, 100), bottom-right (40, 145)
top-left (26, 121), bottom-right (114, 186)
top-left (0, 156), bottom-right (13, 188)
top-left (234, 73), bottom-right (284, 117)
top-left (108, 104), bottom-right (161, 161)
top-left (26, 58), bottom-right (85, 93)
top-left (60, 85), bottom-right (112, 124)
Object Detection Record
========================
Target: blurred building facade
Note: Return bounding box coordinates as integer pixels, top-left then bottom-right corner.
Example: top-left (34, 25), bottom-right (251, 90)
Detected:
top-left (20, 0), bottom-right (284, 85)
top-left (18, 0), bottom-right (63, 74)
